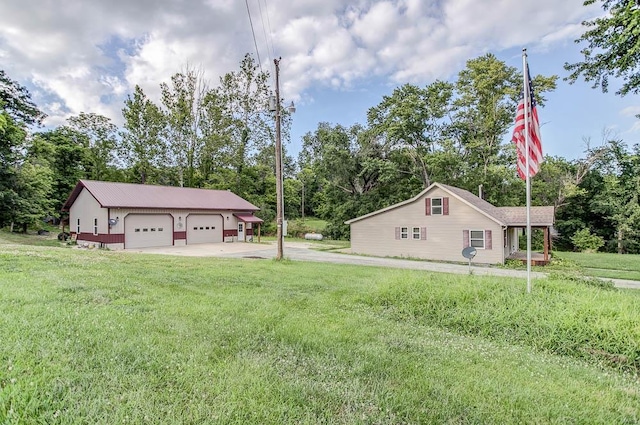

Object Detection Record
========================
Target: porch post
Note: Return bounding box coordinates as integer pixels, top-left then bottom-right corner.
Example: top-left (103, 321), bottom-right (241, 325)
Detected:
top-left (258, 223), bottom-right (261, 243)
top-left (543, 226), bottom-right (549, 262)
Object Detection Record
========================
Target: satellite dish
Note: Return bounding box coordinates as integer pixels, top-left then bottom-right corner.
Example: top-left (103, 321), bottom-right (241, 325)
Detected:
top-left (108, 218), bottom-right (118, 226)
top-left (462, 246), bottom-right (477, 275)
top-left (462, 246), bottom-right (477, 259)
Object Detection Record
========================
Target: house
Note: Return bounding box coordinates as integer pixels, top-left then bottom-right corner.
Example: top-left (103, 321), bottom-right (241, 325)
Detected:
top-left (345, 182), bottom-right (554, 265)
top-left (61, 180), bottom-right (264, 250)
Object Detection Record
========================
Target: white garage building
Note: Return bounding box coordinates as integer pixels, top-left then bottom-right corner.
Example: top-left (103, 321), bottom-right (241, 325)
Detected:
top-left (62, 180), bottom-right (264, 250)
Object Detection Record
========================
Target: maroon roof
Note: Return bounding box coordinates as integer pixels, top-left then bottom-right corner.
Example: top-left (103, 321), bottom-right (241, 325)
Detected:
top-left (62, 180), bottom-right (260, 212)
top-left (234, 213), bottom-right (264, 223)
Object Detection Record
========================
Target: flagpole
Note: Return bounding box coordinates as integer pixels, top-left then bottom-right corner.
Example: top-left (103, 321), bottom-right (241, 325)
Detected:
top-left (522, 48), bottom-right (532, 294)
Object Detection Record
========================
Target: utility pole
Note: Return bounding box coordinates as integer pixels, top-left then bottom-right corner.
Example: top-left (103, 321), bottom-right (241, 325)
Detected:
top-left (274, 58), bottom-right (284, 260)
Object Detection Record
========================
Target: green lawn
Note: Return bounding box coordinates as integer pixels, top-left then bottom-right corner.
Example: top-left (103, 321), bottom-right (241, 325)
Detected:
top-left (1, 245), bottom-right (639, 423)
top-left (555, 251), bottom-right (640, 281)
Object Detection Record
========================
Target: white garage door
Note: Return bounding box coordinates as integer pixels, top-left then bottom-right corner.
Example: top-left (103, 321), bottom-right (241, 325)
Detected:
top-left (125, 214), bottom-right (173, 249)
top-left (187, 214), bottom-right (223, 244)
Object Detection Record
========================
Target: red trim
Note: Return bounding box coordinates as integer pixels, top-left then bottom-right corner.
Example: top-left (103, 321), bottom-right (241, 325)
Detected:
top-left (223, 229), bottom-right (238, 237)
top-left (443, 197), bottom-right (449, 215)
top-left (425, 198), bottom-right (431, 216)
top-left (77, 233), bottom-right (125, 244)
top-left (233, 213), bottom-right (264, 223)
top-left (246, 228), bottom-right (254, 236)
top-left (174, 231), bottom-right (187, 240)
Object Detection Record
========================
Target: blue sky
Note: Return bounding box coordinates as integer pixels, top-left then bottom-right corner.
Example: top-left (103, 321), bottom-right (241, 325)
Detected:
top-left (1, 0), bottom-right (637, 162)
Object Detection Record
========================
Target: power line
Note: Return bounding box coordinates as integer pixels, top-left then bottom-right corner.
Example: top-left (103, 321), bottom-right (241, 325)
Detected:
top-left (245, 0), bottom-right (263, 72)
top-left (258, 0), bottom-right (275, 60)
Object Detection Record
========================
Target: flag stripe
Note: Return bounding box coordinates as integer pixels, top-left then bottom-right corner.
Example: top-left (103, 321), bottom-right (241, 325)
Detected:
top-left (511, 64), bottom-right (543, 180)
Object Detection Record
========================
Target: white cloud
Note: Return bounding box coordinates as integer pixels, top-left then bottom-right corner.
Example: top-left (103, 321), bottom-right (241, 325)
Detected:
top-left (0, 0), bottom-right (600, 128)
top-left (620, 105), bottom-right (640, 117)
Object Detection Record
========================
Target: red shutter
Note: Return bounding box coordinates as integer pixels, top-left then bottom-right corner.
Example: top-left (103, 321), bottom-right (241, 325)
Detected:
top-left (443, 197), bottom-right (449, 215)
top-left (425, 198), bottom-right (431, 215)
top-left (486, 230), bottom-right (492, 250)
top-left (395, 227), bottom-right (400, 240)
top-left (463, 229), bottom-right (469, 247)
top-left (421, 227), bottom-right (427, 240)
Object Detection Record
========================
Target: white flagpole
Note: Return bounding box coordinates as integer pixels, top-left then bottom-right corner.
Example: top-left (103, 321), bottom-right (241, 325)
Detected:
top-left (522, 48), bottom-right (532, 294)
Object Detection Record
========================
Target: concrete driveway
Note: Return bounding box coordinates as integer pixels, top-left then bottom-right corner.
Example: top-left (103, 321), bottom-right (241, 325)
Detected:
top-left (130, 240), bottom-right (640, 289)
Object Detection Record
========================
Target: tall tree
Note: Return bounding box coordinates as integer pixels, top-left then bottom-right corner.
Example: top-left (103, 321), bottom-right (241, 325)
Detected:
top-left (0, 113), bottom-right (25, 227)
top-left (214, 54), bottom-right (275, 185)
top-left (0, 70), bottom-right (46, 227)
top-left (11, 154), bottom-right (55, 232)
top-left (67, 112), bottom-right (118, 181)
top-left (121, 85), bottom-right (167, 184)
top-left (367, 81), bottom-right (454, 188)
top-left (565, 0), bottom-right (640, 96)
top-left (452, 54), bottom-right (556, 205)
top-left (592, 140), bottom-right (640, 253)
top-left (35, 127), bottom-right (90, 215)
top-left (161, 65), bottom-right (208, 187)
top-left (0, 70), bottom-right (46, 125)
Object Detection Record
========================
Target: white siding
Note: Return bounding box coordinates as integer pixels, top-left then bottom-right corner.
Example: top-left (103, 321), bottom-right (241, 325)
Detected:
top-left (350, 187), bottom-right (505, 264)
top-left (70, 189), bottom-right (107, 235)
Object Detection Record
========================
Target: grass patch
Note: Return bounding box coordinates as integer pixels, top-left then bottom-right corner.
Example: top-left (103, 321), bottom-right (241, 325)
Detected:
top-left (0, 245), bottom-right (639, 423)
top-left (555, 251), bottom-right (640, 281)
top-left (0, 229), bottom-right (66, 248)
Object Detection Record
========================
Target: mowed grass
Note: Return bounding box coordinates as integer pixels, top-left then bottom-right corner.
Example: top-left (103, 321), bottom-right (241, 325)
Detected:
top-left (0, 246), bottom-right (639, 424)
top-left (555, 251), bottom-right (640, 281)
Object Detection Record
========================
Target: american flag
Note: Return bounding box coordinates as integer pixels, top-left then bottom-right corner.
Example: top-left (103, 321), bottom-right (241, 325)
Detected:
top-left (511, 64), bottom-right (542, 180)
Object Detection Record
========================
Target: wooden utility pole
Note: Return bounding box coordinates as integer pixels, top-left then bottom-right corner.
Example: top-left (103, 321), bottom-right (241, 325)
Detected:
top-left (274, 58), bottom-right (284, 260)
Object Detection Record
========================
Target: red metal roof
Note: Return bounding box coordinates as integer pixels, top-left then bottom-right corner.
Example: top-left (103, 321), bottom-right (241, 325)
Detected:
top-left (62, 180), bottom-right (260, 212)
top-left (233, 213), bottom-right (264, 223)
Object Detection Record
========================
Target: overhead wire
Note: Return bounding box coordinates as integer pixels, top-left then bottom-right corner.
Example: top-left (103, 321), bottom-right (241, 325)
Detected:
top-left (260, 0), bottom-right (277, 86)
top-left (245, 0), bottom-right (263, 72)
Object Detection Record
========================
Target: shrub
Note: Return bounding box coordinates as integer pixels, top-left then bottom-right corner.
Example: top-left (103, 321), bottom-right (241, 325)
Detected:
top-left (571, 228), bottom-right (604, 252)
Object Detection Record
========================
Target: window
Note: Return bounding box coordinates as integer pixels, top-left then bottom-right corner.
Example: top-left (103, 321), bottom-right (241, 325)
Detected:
top-left (431, 198), bottom-right (443, 215)
top-left (135, 228), bottom-right (140, 233)
top-left (151, 228), bottom-right (156, 232)
top-left (205, 227), bottom-right (210, 230)
top-left (158, 228), bottom-right (163, 232)
top-left (193, 227), bottom-right (198, 230)
top-left (76, 218), bottom-right (80, 234)
top-left (400, 227), bottom-right (408, 239)
top-left (412, 227), bottom-right (420, 240)
top-left (143, 228), bottom-right (148, 232)
top-left (93, 218), bottom-right (98, 235)
top-left (470, 230), bottom-right (485, 249)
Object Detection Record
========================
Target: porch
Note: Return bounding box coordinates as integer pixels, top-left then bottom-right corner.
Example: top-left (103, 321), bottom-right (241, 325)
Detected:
top-left (507, 250), bottom-right (551, 266)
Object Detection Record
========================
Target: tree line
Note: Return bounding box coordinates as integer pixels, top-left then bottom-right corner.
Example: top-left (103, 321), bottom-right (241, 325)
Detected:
top-left (1, 51), bottom-right (639, 253)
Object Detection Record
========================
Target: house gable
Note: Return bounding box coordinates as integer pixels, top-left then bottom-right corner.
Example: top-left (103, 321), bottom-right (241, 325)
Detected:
top-left (348, 185), bottom-right (504, 264)
top-left (345, 183), bottom-right (505, 226)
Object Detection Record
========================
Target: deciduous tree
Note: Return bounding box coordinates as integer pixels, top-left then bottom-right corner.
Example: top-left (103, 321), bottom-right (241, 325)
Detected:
top-left (565, 0), bottom-right (640, 96)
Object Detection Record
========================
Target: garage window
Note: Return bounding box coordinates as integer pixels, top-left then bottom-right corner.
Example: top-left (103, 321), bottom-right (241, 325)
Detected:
top-left (93, 218), bottom-right (98, 235)
top-left (158, 228), bottom-right (163, 232)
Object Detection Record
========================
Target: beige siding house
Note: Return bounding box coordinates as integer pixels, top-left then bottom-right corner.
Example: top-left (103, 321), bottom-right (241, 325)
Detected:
top-left (62, 180), bottom-right (264, 250)
top-left (345, 182), bottom-right (554, 265)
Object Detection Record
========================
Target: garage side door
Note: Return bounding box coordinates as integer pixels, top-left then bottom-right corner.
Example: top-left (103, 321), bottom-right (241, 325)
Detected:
top-left (187, 214), bottom-right (223, 244)
top-left (125, 214), bottom-right (173, 249)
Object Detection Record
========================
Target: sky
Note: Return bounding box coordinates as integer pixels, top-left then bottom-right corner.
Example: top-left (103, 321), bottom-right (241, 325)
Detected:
top-left (1, 0), bottom-right (638, 161)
